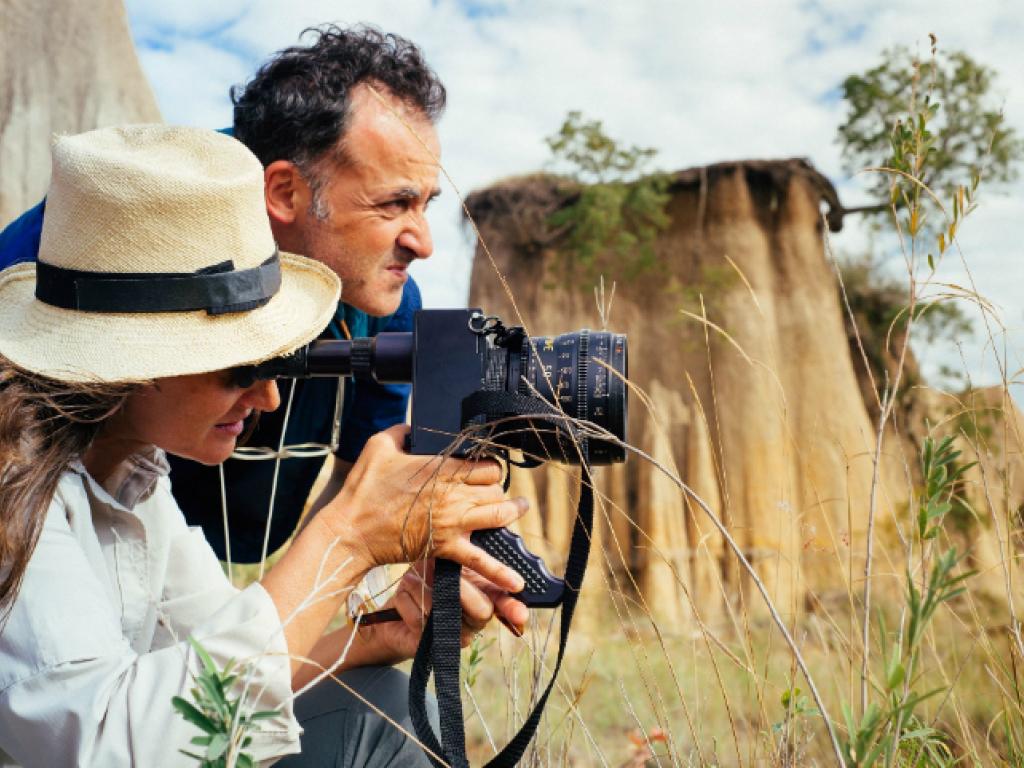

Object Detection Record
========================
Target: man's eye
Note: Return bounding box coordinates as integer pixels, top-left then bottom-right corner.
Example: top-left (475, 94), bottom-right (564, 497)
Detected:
top-left (381, 199), bottom-right (411, 213)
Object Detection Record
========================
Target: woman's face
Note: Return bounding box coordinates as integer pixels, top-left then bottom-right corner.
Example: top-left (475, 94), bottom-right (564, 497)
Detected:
top-left (107, 371), bottom-right (280, 466)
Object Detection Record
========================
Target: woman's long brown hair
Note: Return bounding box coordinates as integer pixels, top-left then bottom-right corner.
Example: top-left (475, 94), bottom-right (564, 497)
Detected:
top-left (0, 357), bottom-right (136, 627)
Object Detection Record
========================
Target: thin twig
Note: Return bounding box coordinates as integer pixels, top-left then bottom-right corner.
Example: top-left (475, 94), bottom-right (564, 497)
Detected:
top-left (861, 385), bottom-right (891, 715)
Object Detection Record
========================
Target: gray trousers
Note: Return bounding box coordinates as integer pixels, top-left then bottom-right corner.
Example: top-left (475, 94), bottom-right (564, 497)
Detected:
top-left (276, 666), bottom-right (439, 767)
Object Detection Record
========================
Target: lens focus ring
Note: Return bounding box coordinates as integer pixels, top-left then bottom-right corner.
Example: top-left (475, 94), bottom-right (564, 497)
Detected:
top-left (351, 337), bottom-right (374, 381)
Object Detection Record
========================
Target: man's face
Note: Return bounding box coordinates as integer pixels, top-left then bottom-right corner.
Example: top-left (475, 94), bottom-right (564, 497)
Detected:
top-left (295, 85), bottom-right (441, 317)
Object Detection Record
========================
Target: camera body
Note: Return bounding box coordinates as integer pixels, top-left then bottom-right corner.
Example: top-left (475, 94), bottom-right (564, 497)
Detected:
top-left (405, 309), bottom-right (626, 462)
top-left (403, 308), bottom-right (488, 457)
top-left (233, 307), bottom-right (628, 606)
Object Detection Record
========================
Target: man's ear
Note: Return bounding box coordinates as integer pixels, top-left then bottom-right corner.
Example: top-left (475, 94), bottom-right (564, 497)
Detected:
top-left (264, 160), bottom-right (308, 226)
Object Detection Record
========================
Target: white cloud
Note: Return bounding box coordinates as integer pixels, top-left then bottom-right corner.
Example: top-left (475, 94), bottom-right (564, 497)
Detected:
top-left (122, 0), bottom-right (1024, 386)
top-left (136, 39), bottom-right (249, 128)
top-left (126, 0), bottom-right (251, 37)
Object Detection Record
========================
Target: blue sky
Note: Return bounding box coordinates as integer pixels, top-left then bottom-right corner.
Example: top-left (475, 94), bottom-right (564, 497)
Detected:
top-left (122, 0), bottom-right (1024, 389)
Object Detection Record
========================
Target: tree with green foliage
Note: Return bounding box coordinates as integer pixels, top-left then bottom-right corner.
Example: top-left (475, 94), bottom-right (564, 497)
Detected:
top-left (833, 41), bottom-right (1022, 390)
top-left (837, 43), bottom-right (1023, 217)
top-left (545, 111), bottom-right (671, 283)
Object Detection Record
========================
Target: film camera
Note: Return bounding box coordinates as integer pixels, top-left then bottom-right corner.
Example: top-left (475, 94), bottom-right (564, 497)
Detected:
top-left (232, 308), bottom-right (628, 607)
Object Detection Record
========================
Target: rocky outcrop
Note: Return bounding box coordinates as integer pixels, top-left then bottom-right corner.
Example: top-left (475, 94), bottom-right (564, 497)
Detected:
top-left (0, 0), bottom-right (160, 225)
top-left (465, 160), bottom-right (1021, 627)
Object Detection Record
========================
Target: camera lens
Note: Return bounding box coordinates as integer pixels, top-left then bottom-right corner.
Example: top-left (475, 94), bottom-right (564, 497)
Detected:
top-left (241, 308), bottom-right (629, 467)
top-left (499, 329), bottom-right (628, 465)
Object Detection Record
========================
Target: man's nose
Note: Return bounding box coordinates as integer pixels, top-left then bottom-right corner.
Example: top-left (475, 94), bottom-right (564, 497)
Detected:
top-left (243, 379), bottom-right (281, 412)
top-left (397, 214), bottom-right (433, 259)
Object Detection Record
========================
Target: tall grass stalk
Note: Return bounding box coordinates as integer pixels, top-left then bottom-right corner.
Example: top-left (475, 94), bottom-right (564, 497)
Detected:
top-left (174, 55), bottom-right (1024, 767)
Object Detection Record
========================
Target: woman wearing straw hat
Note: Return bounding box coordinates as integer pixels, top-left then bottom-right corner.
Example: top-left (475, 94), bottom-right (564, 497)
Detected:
top-left (0, 125), bottom-right (528, 767)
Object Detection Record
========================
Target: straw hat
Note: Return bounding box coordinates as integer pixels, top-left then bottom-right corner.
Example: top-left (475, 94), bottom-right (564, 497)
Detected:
top-left (0, 125), bottom-right (340, 383)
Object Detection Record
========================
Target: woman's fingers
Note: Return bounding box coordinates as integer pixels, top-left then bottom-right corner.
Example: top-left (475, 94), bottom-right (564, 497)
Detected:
top-left (372, 423), bottom-right (412, 451)
top-left (460, 496), bottom-right (529, 531)
top-left (332, 422), bottom-right (524, 571)
top-left (462, 481), bottom-right (506, 505)
top-left (393, 570), bottom-right (431, 626)
top-left (442, 536), bottom-right (525, 593)
top-left (392, 584), bottom-right (423, 627)
top-left (463, 570), bottom-right (530, 635)
top-left (392, 563), bottom-right (503, 630)
top-left (388, 561), bottom-right (530, 653)
top-left (458, 576), bottom-right (494, 632)
top-left (427, 498), bottom-right (527, 589)
top-left (491, 591), bottom-right (529, 631)
top-left (439, 455), bottom-right (503, 486)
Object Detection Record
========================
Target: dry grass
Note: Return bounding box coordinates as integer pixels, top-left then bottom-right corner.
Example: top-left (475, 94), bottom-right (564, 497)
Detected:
top-left (460, 577), bottom-right (1023, 766)
top-left (447, 127), bottom-right (1024, 766)
top-left (214, 66), bottom-right (1024, 768)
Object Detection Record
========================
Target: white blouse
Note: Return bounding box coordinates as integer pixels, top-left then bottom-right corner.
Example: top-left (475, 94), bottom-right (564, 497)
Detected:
top-left (0, 449), bottom-right (300, 767)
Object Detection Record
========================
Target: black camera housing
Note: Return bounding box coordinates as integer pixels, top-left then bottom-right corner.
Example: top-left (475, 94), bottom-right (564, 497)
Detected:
top-left (232, 308), bottom-right (628, 607)
top-left (404, 309), bottom-right (627, 464)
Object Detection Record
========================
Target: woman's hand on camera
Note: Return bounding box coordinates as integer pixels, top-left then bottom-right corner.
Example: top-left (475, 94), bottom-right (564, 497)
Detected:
top-left (317, 424), bottom-right (528, 593)
top-left (360, 560), bottom-right (530, 663)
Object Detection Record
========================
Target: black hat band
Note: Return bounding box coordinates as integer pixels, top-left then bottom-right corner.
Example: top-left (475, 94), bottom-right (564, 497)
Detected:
top-left (34, 251), bottom-right (282, 316)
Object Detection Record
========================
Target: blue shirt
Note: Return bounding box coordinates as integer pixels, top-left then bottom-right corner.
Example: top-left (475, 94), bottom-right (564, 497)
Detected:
top-left (0, 200), bottom-right (45, 271)
top-left (0, 199), bottom-right (419, 561)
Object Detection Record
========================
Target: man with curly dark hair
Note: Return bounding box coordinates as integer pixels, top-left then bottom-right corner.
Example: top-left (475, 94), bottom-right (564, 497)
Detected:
top-left (0, 25), bottom-right (528, 767)
top-left (171, 24), bottom-right (454, 567)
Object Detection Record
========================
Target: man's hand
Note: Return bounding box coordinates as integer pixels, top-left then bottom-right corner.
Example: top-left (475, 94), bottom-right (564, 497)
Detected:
top-left (359, 560), bottom-right (530, 663)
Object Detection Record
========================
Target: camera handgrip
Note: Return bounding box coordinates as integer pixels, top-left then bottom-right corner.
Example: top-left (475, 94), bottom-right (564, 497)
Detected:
top-left (470, 527), bottom-right (565, 607)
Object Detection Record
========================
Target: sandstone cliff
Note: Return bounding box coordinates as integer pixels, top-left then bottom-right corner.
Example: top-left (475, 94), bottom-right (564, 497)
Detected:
top-left (466, 160), bottom-right (1022, 628)
top-left (0, 0), bottom-right (161, 225)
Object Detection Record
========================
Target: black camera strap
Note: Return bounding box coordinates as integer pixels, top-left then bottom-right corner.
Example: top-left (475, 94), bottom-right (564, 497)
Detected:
top-left (408, 391), bottom-right (594, 768)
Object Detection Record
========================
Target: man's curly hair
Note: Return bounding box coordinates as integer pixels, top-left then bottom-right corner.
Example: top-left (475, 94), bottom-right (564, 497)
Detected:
top-left (231, 25), bottom-right (446, 172)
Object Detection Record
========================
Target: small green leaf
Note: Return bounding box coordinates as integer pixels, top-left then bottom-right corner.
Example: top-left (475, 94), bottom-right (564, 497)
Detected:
top-left (206, 733), bottom-right (229, 761)
top-left (196, 676), bottom-right (229, 719)
top-left (171, 697), bottom-right (218, 735)
top-left (248, 709), bottom-right (281, 721)
top-left (887, 661), bottom-right (906, 689)
top-left (188, 637), bottom-right (219, 677)
top-left (950, 461), bottom-right (977, 480)
top-left (862, 740), bottom-right (889, 766)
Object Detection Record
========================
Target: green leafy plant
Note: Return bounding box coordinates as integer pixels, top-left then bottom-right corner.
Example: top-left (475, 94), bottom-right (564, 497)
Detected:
top-left (837, 41), bottom-right (1023, 218)
top-left (835, 39), bottom-right (1022, 379)
top-left (545, 111), bottom-right (671, 284)
top-left (462, 632), bottom-right (494, 689)
top-left (880, 51), bottom-right (983, 272)
top-left (769, 686), bottom-right (819, 766)
top-left (172, 637), bottom-right (281, 768)
top-left (843, 436), bottom-right (976, 767)
top-left (916, 435), bottom-right (976, 542)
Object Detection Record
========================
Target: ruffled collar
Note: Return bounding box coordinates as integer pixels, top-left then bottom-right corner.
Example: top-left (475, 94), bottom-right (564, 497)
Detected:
top-left (71, 445), bottom-right (170, 511)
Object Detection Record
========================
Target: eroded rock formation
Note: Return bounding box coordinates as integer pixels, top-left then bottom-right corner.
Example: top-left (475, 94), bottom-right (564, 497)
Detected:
top-left (466, 160), bottom-right (1022, 628)
top-left (0, 0), bottom-right (160, 225)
